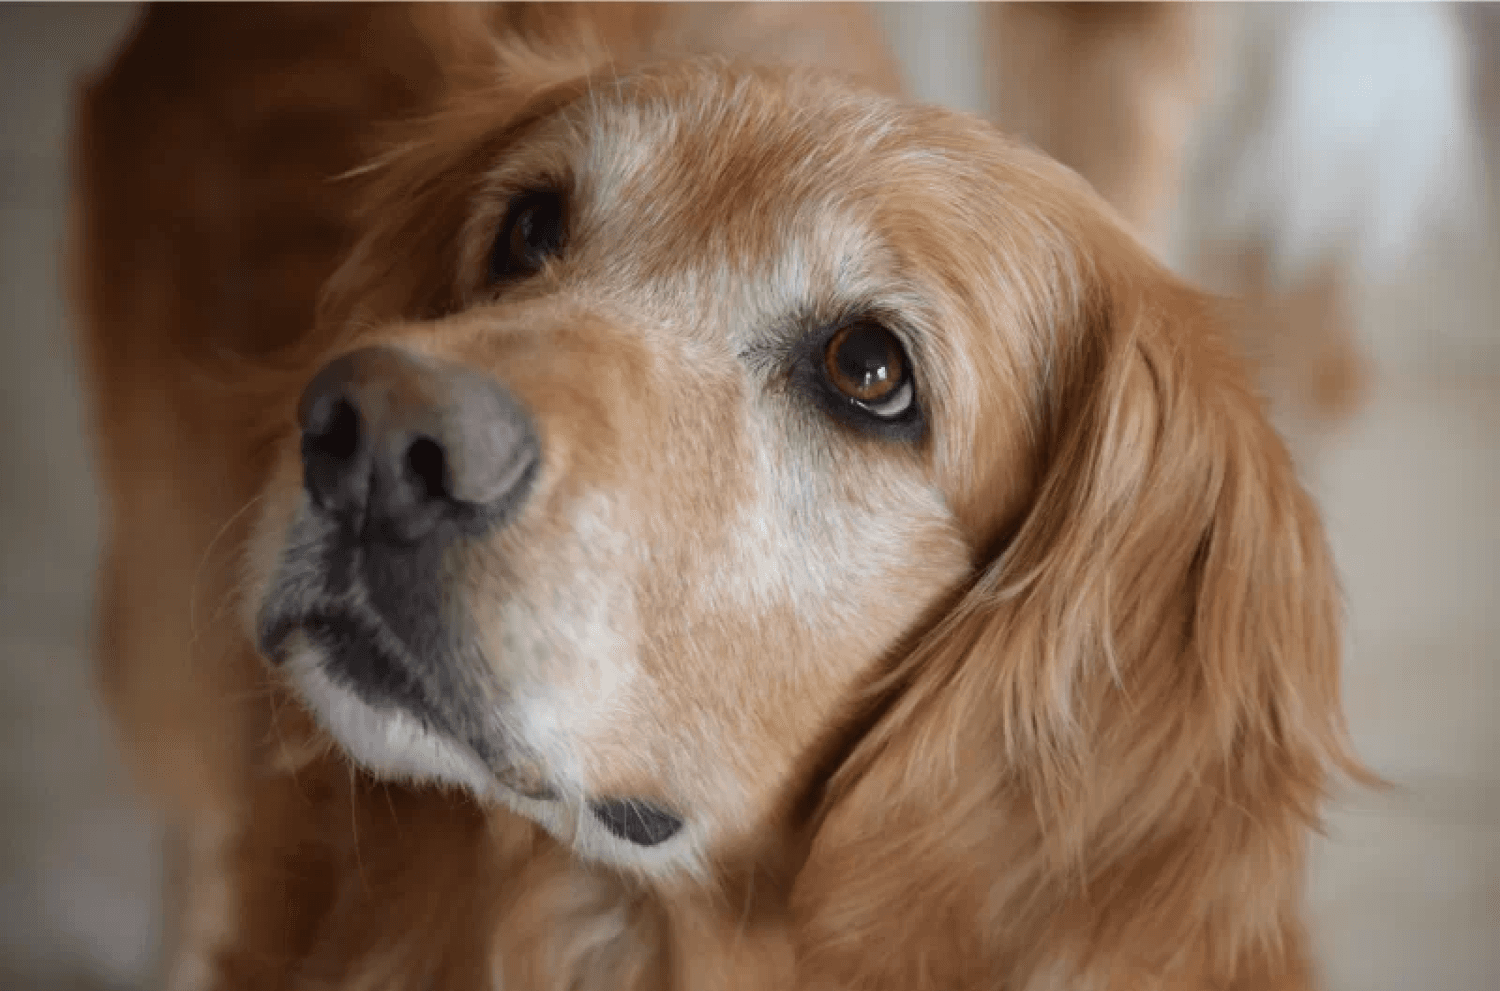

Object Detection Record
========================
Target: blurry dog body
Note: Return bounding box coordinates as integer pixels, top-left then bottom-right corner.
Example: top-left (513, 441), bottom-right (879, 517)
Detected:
top-left (1177, 2), bottom-right (1483, 428)
top-left (75, 4), bottom-right (1362, 990)
top-left (987, 3), bottom-right (1485, 428)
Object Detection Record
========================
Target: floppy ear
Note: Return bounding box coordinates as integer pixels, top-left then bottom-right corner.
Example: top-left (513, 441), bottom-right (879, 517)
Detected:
top-left (791, 247), bottom-right (1368, 989)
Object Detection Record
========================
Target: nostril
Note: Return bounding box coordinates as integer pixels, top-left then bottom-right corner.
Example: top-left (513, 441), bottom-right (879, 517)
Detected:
top-left (300, 395), bottom-right (368, 525)
top-left (307, 398), bottom-right (361, 460)
top-left (405, 436), bottom-right (450, 502)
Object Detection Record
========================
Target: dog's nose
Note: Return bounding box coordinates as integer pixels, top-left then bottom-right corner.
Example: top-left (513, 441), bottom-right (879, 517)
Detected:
top-left (298, 346), bottom-right (538, 543)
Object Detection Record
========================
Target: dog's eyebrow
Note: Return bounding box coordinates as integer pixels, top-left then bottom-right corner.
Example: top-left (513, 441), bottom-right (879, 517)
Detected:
top-left (737, 299), bottom-right (928, 373)
top-left (735, 303), bottom-right (866, 369)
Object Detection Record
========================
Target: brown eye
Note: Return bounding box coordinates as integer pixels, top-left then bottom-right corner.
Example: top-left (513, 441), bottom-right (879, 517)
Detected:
top-left (823, 322), bottom-right (914, 418)
top-left (489, 189), bottom-right (565, 283)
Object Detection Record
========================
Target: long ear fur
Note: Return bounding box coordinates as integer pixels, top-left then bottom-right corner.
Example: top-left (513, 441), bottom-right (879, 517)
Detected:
top-left (792, 243), bottom-right (1369, 989)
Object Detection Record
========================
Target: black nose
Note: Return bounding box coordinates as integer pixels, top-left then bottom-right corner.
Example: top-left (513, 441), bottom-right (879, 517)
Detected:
top-left (298, 346), bottom-right (539, 544)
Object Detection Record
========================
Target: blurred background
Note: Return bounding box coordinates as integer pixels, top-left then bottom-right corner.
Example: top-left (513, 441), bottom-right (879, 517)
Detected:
top-left (1, 4), bottom-right (1496, 990)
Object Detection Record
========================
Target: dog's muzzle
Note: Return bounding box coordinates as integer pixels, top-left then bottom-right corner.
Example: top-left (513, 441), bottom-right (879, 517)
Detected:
top-left (257, 343), bottom-right (542, 764)
top-left (256, 344), bottom-right (686, 847)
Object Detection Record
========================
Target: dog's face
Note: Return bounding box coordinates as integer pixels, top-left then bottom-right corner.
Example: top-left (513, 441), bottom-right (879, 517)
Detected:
top-left (246, 61), bottom-right (1157, 874)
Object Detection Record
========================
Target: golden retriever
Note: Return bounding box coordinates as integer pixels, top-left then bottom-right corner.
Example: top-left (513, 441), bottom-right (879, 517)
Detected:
top-left (72, 4), bottom-right (1366, 989)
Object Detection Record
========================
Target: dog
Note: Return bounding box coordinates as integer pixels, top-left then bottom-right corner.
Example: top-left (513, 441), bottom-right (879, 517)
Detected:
top-left (73, 4), bottom-right (1367, 988)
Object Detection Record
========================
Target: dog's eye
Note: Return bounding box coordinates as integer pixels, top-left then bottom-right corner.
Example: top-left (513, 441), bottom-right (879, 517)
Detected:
top-left (823, 322), bottom-right (914, 419)
top-left (489, 189), bottom-right (565, 283)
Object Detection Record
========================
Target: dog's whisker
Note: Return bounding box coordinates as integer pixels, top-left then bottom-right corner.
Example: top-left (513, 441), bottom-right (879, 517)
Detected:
top-left (188, 493), bottom-right (266, 646)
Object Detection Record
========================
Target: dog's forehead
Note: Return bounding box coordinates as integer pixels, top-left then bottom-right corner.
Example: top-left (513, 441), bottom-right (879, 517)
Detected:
top-left (557, 68), bottom-right (944, 348)
top-left (571, 65), bottom-right (912, 194)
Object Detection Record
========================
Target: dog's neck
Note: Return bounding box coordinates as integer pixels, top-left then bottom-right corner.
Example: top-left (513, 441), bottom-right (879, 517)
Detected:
top-left (246, 699), bottom-right (801, 989)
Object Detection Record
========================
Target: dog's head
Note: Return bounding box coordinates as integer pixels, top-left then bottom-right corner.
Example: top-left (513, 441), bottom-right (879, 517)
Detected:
top-left (246, 53), bottom-right (1358, 970)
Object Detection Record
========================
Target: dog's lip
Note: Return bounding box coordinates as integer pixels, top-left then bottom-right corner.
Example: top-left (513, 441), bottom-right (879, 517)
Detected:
top-left (256, 605), bottom-right (380, 668)
top-left (256, 608), bottom-right (300, 662)
top-left (256, 598), bottom-right (357, 663)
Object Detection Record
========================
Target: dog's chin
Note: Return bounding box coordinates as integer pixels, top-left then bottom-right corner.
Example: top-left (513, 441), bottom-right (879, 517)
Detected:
top-left (276, 638), bottom-right (704, 876)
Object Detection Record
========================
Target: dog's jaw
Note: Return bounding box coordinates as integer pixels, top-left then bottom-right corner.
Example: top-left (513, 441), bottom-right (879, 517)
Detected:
top-left (278, 636), bottom-right (708, 877)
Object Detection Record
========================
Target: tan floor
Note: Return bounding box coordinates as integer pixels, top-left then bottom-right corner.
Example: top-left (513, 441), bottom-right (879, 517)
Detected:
top-left (2, 5), bottom-right (1495, 990)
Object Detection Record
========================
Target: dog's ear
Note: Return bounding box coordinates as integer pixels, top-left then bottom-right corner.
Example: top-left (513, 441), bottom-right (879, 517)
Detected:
top-left (790, 237), bottom-right (1369, 988)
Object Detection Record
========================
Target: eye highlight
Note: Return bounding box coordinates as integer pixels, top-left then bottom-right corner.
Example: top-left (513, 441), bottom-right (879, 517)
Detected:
top-left (822, 321), bottom-right (915, 420)
top-left (489, 189), bottom-right (566, 283)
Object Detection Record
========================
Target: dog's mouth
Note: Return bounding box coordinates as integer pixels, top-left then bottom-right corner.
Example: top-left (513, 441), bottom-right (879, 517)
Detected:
top-left (257, 598), bottom-right (558, 800)
top-left (266, 608), bottom-right (426, 712)
top-left (257, 593), bottom-right (686, 847)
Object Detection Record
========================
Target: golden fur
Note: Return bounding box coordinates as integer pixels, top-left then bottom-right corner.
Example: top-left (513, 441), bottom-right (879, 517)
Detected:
top-left (73, 4), bottom-right (1366, 989)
